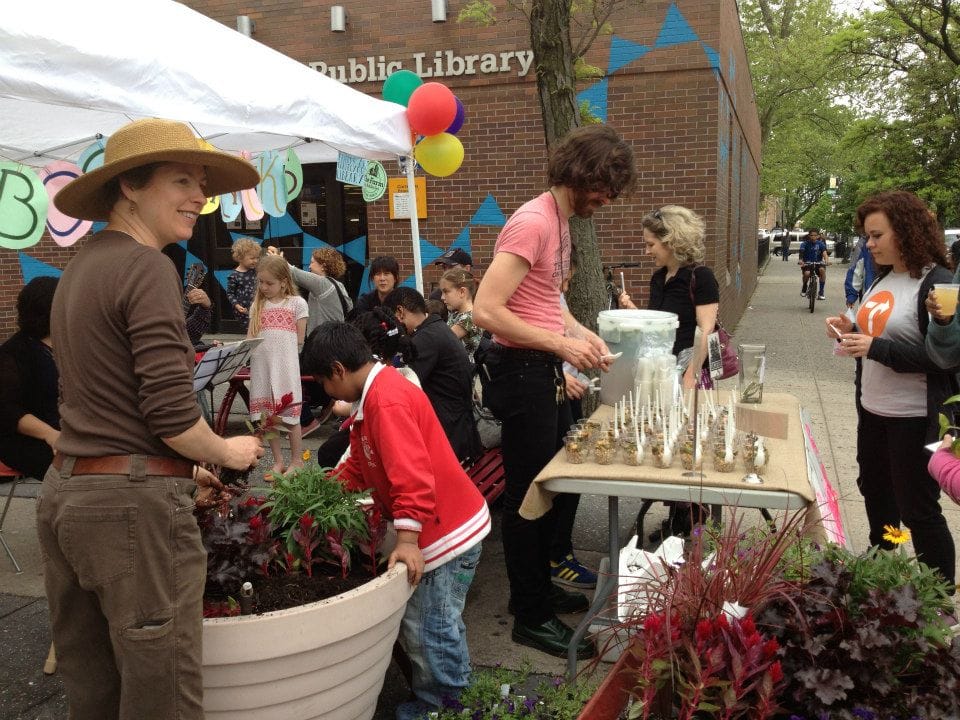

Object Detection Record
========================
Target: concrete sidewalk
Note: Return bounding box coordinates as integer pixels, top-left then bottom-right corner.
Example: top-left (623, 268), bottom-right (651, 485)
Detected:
top-left (2, 257), bottom-right (958, 719)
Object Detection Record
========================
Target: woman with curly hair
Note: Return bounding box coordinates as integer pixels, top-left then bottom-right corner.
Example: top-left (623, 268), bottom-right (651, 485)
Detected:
top-left (619, 205), bottom-right (720, 390)
top-left (826, 190), bottom-right (956, 589)
top-left (266, 245), bottom-right (353, 331)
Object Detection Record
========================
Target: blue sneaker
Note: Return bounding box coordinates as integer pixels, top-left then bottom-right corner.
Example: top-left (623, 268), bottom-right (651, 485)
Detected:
top-left (550, 553), bottom-right (597, 589)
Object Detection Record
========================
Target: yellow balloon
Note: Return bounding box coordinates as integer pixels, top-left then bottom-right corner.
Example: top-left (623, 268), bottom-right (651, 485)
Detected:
top-left (201, 194), bottom-right (220, 214)
top-left (414, 133), bottom-right (464, 177)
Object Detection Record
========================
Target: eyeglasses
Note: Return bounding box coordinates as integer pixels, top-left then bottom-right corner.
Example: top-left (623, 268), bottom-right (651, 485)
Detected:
top-left (652, 209), bottom-right (663, 222)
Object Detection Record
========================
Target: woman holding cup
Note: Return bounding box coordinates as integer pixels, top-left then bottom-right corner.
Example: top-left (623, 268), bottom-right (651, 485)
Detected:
top-left (825, 190), bottom-right (956, 589)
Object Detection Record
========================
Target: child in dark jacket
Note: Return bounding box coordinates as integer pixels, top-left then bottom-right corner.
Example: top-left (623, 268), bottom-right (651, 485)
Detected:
top-left (302, 321), bottom-right (490, 720)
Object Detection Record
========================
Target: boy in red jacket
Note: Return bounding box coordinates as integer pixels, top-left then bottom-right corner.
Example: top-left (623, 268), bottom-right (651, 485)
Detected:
top-left (302, 321), bottom-right (490, 720)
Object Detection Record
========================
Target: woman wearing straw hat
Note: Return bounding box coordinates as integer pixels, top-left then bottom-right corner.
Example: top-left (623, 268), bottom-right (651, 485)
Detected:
top-left (37, 118), bottom-right (265, 720)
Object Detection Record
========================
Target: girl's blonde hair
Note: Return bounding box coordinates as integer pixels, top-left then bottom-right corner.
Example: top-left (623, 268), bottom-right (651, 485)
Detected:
top-left (441, 268), bottom-right (476, 299)
top-left (641, 205), bottom-right (706, 265)
top-left (248, 255), bottom-right (299, 336)
top-left (312, 247), bottom-right (347, 279)
top-left (231, 236), bottom-right (261, 262)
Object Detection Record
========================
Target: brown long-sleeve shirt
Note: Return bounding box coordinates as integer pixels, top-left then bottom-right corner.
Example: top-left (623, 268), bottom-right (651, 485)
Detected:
top-left (52, 231), bottom-right (201, 458)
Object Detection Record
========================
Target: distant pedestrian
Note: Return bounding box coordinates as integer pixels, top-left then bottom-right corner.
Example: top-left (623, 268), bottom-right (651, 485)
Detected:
top-left (778, 228), bottom-right (790, 260)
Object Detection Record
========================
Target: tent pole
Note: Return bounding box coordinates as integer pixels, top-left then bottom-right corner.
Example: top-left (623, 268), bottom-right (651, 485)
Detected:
top-left (405, 156), bottom-right (423, 294)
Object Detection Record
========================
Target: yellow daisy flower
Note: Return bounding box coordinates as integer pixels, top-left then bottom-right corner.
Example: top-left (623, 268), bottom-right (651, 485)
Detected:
top-left (882, 524), bottom-right (911, 545)
top-left (302, 450), bottom-right (311, 462)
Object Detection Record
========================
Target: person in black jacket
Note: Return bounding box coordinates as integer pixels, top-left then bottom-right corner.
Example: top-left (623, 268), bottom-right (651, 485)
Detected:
top-left (352, 255), bottom-right (400, 316)
top-left (383, 287), bottom-right (482, 464)
top-left (0, 277), bottom-right (60, 480)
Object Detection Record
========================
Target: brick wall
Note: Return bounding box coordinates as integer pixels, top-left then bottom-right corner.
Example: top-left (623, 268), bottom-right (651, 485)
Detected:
top-left (0, 0), bottom-right (760, 337)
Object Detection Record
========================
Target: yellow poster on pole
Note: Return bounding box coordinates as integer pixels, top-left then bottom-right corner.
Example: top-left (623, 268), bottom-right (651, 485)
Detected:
top-left (388, 177), bottom-right (427, 220)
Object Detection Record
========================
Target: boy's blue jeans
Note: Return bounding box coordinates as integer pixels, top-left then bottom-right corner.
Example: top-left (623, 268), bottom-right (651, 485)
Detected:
top-left (397, 542), bottom-right (482, 717)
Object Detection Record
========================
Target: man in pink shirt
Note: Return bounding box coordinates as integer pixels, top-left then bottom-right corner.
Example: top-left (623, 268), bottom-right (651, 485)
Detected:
top-left (473, 125), bottom-right (636, 659)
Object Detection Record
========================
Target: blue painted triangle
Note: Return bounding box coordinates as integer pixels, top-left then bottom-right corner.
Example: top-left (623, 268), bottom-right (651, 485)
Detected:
top-left (728, 48), bottom-right (736, 82)
top-left (419, 238), bottom-right (445, 267)
top-left (176, 241), bottom-right (188, 250)
top-left (451, 226), bottom-right (471, 256)
top-left (18, 253), bottom-right (62, 284)
top-left (577, 79), bottom-right (608, 123)
top-left (358, 266), bottom-right (371, 294)
top-left (654, 3), bottom-right (700, 48)
top-left (469, 194), bottom-right (506, 226)
top-left (337, 235), bottom-right (367, 265)
top-left (183, 250), bottom-right (207, 283)
top-left (701, 43), bottom-right (719, 71)
top-left (214, 269), bottom-right (233, 295)
top-left (400, 274), bottom-right (418, 289)
top-left (92, 221), bottom-right (107, 234)
top-left (264, 211), bottom-right (303, 239)
top-left (608, 35), bottom-right (650, 74)
top-left (719, 139), bottom-right (729, 168)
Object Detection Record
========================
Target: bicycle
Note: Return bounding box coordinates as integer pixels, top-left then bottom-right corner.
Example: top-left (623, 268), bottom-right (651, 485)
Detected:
top-left (801, 261), bottom-right (826, 313)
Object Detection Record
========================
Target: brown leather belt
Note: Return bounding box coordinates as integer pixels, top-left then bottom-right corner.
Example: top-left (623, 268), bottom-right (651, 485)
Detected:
top-left (52, 454), bottom-right (194, 479)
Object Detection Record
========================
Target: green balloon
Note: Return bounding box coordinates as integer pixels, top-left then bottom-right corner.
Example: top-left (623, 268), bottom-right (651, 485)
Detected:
top-left (382, 70), bottom-right (423, 106)
top-left (0, 163), bottom-right (47, 250)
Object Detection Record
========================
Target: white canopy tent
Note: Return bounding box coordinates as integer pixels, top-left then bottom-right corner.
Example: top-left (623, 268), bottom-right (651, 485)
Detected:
top-left (0, 0), bottom-right (427, 289)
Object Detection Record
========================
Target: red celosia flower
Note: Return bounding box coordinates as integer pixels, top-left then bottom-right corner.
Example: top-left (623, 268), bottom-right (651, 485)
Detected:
top-left (769, 660), bottom-right (783, 683)
top-left (298, 513), bottom-right (314, 531)
top-left (248, 515), bottom-right (264, 530)
top-left (762, 637), bottom-right (779, 659)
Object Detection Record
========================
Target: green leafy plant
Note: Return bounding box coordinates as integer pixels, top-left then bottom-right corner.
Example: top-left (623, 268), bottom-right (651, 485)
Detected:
top-left (756, 544), bottom-right (960, 718)
top-left (432, 663), bottom-right (595, 719)
top-left (936, 392), bottom-right (960, 457)
top-left (261, 463), bottom-right (371, 578)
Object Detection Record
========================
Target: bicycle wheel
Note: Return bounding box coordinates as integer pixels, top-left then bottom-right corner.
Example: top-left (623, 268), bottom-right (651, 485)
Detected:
top-left (808, 279), bottom-right (816, 313)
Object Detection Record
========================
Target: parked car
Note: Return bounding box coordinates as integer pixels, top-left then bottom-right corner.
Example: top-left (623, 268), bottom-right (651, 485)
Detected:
top-left (945, 228), bottom-right (960, 249)
top-left (770, 230), bottom-right (836, 256)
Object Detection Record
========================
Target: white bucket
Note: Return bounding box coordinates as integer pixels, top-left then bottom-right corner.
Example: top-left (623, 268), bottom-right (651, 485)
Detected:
top-left (597, 310), bottom-right (678, 406)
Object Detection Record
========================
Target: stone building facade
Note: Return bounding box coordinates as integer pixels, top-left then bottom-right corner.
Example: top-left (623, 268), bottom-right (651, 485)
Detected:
top-left (0, 0), bottom-right (760, 336)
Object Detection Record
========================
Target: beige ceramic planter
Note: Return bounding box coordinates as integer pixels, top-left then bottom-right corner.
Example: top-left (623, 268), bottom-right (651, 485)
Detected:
top-left (202, 563), bottom-right (413, 720)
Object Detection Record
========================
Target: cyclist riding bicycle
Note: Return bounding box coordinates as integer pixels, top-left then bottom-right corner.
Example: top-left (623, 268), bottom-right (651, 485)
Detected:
top-left (798, 228), bottom-right (830, 300)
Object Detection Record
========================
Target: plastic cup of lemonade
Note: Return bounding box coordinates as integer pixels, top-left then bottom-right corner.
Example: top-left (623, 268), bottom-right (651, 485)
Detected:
top-left (933, 284), bottom-right (960, 316)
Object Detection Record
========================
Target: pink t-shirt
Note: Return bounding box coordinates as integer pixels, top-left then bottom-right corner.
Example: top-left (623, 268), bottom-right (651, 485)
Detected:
top-left (493, 191), bottom-right (569, 347)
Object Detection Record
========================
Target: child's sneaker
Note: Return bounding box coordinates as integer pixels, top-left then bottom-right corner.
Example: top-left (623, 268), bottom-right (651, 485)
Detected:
top-left (550, 553), bottom-right (597, 589)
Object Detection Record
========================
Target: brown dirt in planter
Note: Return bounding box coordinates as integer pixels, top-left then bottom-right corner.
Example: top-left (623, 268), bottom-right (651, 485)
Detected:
top-left (205, 564), bottom-right (380, 617)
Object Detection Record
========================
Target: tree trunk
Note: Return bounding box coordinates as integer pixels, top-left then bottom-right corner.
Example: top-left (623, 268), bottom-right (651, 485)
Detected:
top-left (530, 0), bottom-right (608, 413)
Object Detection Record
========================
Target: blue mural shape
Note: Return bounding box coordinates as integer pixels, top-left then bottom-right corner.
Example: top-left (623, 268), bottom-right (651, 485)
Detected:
top-left (337, 235), bottom-right (368, 265)
top-left (18, 253), bottom-right (62, 284)
top-left (262, 212), bottom-right (303, 240)
top-left (451, 226), bottom-right (471, 254)
top-left (608, 36), bottom-right (650, 74)
top-left (577, 79), bottom-right (608, 123)
top-left (701, 43), bottom-right (720, 71)
top-left (654, 3), bottom-right (700, 48)
top-left (213, 269), bottom-right (233, 295)
top-left (728, 48), bottom-right (736, 83)
top-left (469, 194), bottom-right (506, 226)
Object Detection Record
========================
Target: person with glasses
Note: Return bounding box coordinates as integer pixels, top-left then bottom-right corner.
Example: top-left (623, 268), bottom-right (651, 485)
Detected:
top-left (473, 124), bottom-right (636, 659)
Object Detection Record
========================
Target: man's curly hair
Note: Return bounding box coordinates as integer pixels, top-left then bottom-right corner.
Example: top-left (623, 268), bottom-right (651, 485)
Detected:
top-left (855, 190), bottom-right (946, 278)
top-left (547, 125), bottom-right (636, 198)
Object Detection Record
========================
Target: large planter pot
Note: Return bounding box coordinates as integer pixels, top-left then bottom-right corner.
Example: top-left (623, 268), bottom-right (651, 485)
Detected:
top-left (202, 564), bottom-right (413, 720)
top-left (577, 649), bottom-right (638, 720)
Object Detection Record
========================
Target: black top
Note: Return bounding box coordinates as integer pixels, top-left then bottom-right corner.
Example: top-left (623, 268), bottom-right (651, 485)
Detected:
top-left (0, 331), bottom-right (60, 478)
top-left (407, 314), bottom-right (482, 463)
top-left (353, 289), bottom-right (384, 315)
top-left (648, 264), bottom-right (720, 355)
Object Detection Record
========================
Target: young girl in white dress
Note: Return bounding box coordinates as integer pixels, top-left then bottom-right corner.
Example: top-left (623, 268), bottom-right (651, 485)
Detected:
top-left (247, 255), bottom-right (309, 477)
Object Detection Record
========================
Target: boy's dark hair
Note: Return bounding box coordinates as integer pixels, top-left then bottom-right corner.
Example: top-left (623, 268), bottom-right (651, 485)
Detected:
top-left (17, 276), bottom-right (59, 339)
top-left (382, 287), bottom-right (427, 314)
top-left (425, 298), bottom-right (449, 322)
top-left (950, 239), bottom-right (960, 269)
top-left (351, 308), bottom-right (418, 364)
top-left (302, 321), bottom-right (373, 378)
top-left (369, 255), bottom-right (400, 284)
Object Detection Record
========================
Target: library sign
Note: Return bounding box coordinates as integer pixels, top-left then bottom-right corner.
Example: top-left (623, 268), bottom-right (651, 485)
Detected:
top-left (309, 49), bottom-right (534, 85)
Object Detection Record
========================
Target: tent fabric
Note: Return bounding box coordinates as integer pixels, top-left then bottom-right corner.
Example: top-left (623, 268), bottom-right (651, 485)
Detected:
top-left (0, 0), bottom-right (412, 168)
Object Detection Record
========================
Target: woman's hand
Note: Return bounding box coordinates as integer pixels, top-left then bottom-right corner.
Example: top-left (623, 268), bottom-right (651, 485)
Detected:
top-left (838, 332), bottom-right (873, 358)
top-left (221, 436), bottom-right (264, 470)
top-left (940, 433), bottom-right (955, 451)
top-left (265, 245), bottom-right (283, 257)
top-left (926, 288), bottom-right (954, 325)
top-left (193, 466), bottom-right (232, 509)
top-left (618, 291), bottom-right (636, 309)
top-left (682, 366), bottom-right (698, 390)
top-left (825, 314), bottom-right (853, 338)
top-left (44, 428), bottom-right (60, 451)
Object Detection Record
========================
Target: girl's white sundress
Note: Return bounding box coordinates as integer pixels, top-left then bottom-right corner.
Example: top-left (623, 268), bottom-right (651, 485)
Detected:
top-left (249, 295), bottom-right (309, 425)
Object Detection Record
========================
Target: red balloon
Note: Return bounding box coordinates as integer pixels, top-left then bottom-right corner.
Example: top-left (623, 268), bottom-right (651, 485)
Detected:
top-left (406, 83), bottom-right (457, 137)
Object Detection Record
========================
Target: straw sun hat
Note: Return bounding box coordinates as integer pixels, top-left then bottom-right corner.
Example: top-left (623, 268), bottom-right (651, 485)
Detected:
top-left (54, 118), bottom-right (260, 221)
